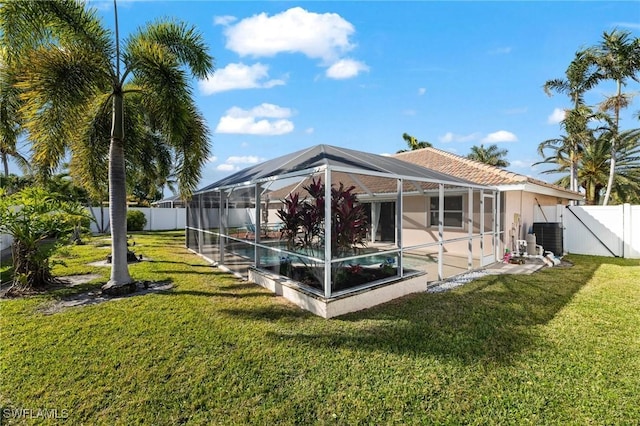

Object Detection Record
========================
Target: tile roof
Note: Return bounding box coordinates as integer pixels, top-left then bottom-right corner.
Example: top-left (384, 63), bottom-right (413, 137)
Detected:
top-left (394, 147), bottom-right (579, 195)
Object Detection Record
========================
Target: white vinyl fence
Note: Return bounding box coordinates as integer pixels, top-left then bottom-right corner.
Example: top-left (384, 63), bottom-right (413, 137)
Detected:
top-left (0, 207), bottom-right (185, 257)
top-left (87, 207), bottom-right (186, 234)
top-left (533, 203), bottom-right (639, 259)
top-left (1, 233), bottom-right (13, 257)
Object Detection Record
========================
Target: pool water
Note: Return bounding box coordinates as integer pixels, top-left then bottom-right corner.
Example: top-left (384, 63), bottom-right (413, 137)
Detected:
top-left (226, 242), bottom-right (426, 268)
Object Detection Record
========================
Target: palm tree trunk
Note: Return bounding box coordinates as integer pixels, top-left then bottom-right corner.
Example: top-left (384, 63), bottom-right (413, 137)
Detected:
top-left (103, 91), bottom-right (133, 290)
top-left (570, 152), bottom-right (576, 193)
top-left (602, 80), bottom-right (621, 206)
top-left (1, 152), bottom-right (8, 177)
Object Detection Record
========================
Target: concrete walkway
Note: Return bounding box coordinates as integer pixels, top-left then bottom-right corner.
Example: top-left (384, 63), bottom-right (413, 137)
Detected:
top-left (484, 258), bottom-right (547, 275)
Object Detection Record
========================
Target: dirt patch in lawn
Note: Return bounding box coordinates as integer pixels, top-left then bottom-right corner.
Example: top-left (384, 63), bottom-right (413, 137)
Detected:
top-left (33, 275), bottom-right (173, 315)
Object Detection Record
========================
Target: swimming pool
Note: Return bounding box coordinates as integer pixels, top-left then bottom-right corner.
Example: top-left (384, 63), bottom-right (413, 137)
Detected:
top-left (224, 241), bottom-right (428, 269)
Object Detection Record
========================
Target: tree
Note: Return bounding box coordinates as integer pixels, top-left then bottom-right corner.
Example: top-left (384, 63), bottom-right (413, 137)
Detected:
top-left (536, 126), bottom-right (640, 205)
top-left (586, 30), bottom-right (640, 205)
top-left (0, 186), bottom-right (91, 294)
top-left (0, 46), bottom-right (30, 177)
top-left (1, 1), bottom-right (213, 293)
top-left (543, 51), bottom-right (600, 192)
top-left (467, 144), bottom-right (510, 167)
top-left (397, 133), bottom-right (432, 153)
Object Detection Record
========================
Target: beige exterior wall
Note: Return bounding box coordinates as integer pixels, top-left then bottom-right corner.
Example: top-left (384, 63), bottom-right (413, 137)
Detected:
top-left (402, 191), bottom-right (572, 259)
top-left (503, 191), bottom-right (569, 247)
top-left (401, 194), bottom-right (487, 258)
top-left (268, 190), bottom-right (572, 261)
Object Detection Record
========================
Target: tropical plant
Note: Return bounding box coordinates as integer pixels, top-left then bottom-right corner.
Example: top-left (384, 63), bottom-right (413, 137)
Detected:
top-left (397, 133), bottom-right (432, 153)
top-left (0, 46), bottom-right (30, 177)
top-left (0, 173), bottom-right (32, 194)
top-left (0, 186), bottom-right (91, 293)
top-left (0, 1), bottom-right (213, 293)
top-left (467, 144), bottom-right (510, 167)
top-left (536, 126), bottom-right (640, 205)
top-left (585, 30), bottom-right (640, 205)
top-left (543, 51), bottom-right (600, 192)
top-left (277, 177), bottom-right (368, 287)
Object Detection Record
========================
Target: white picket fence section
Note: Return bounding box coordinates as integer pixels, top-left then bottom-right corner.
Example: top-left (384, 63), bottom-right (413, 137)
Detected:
top-left (533, 203), bottom-right (639, 259)
top-left (87, 207), bottom-right (186, 233)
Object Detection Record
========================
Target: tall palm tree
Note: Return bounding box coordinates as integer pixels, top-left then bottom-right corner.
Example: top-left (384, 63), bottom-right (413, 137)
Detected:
top-left (0, 46), bottom-right (30, 177)
top-left (466, 144), bottom-right (510, 167)
top-left (536, 126), bottom-right (640, 204)
top-left (609, 128), bottom-right (640, 204)
top-left (586, 30), bottom-right (640, 205)
top-left (543, 51), bottom-right (600, 192)
top-left (1, 0), bottom-right (213, 293)
top-left (397, 132), bottom-right (432, 153)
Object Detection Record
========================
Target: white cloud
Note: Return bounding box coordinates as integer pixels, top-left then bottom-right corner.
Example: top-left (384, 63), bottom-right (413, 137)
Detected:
top-left (222, 7), bottom-right (368, 77)
top-left (402, 109), bottom-right (417, 116)
top-left (249, 103), bottom-right (292, 118)
top-left (438, 132), bottom-right (480, 143)
top-left (207, 155), bottom-right (218, 163)
top-left (216, 155), bottom-right (265, 173)
top-left (199, 62), bottom-right (285, 95)
top-left (418, 87), bottom-right (426, 96)
top-left (326, 58), bottom-right (369, 79)
top-left (215, 103), bottom-right (295, 135)
top-left (226, 156), bottom-right (262, 164)
top-left (224, 7), bottom-right (356, 62)
top-left (511, 159), bottom-right (537, 170)
top-left (548, 108), bottom-right (565, 124)
top-left (380, 153), bottom-right (392, 157)
top-left (214, 15), bottom-right (237, 26)
top-left (305, 127), bottom-right (314, 134)
top-left (481, 130), bottom-right (518, 143)
top-left (216, 164), bottom-right (237, 172)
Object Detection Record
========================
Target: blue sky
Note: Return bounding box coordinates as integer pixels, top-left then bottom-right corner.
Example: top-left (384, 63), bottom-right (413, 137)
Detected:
top-left (13, 1), bottom-right (640, 189)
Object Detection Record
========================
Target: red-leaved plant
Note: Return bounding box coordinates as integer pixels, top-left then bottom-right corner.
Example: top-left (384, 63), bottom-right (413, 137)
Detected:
top-left (276, 177), bottom-right (368, 286)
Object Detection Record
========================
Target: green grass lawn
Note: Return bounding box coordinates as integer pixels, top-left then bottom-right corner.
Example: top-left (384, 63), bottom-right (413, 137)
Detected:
top-left (1, 231), bottom-right (639, 425)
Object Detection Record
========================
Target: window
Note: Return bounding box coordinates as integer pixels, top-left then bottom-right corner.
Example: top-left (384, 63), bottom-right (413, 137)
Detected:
top-left (429, 195), bottom-right (463, 228)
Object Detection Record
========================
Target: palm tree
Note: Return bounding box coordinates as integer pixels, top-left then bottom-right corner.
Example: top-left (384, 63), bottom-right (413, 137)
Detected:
top-left (466, 144), bottom-right (510, 167)
top-left (543, 51), bottom-right (600, 192)
top-left (397, 133), bottom-right (432, 153)
top-left (586, 30), bottom-right (640, 205)
top-left (536, 126), bottom-right (640, 205)
top-left (609, 128), bottom-right (640, 204)
top-left (1, 1), bottom-right (213, 293)
top-left (0, 47), bottom-right (30, 177)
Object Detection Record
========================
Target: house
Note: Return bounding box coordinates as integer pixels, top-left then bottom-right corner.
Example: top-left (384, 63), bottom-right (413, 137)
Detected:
top-left (394, 147), bottom-right (583, 254)
top-left (187, 144), bottom-right (504, 317)
top-left (186, 145), bottom-right (581, 317)
top-left (151, 195), bottom-right (186, 208)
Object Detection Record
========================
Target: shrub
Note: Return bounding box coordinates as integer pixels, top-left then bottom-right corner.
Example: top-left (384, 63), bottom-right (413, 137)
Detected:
top-left (127, 210), bottom-right (147, 231)
top-left (0, 186), bottom-right (92, 292)
top-left (276, 177), bottom-right (369, 286)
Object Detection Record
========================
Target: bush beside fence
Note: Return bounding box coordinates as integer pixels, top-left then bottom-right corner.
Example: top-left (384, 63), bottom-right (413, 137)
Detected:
top-left (87, 207), bottom-right (186, 234)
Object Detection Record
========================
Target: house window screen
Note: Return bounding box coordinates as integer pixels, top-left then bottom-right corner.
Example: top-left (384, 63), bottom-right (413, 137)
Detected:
top-left (429, 195), bottom-right (463, 228)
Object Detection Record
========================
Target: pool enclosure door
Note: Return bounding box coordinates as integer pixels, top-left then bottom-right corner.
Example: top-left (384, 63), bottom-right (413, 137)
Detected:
top-left (481, 193), bottom-right (496, 266)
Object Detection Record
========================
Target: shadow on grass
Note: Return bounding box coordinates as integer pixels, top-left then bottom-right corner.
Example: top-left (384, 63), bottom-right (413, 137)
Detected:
top-left (222, 255), bottom-right (630, 364)
top-left (144, 259), bottom-right (215, 268)
top-left (159, 289), bottom-right (269, 299)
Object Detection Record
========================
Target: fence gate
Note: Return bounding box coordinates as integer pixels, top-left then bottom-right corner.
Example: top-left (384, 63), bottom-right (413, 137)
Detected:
top-left (564, 206), bottom-right (624, 257)
top-left (533, 204), bottom-right (639, 259)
